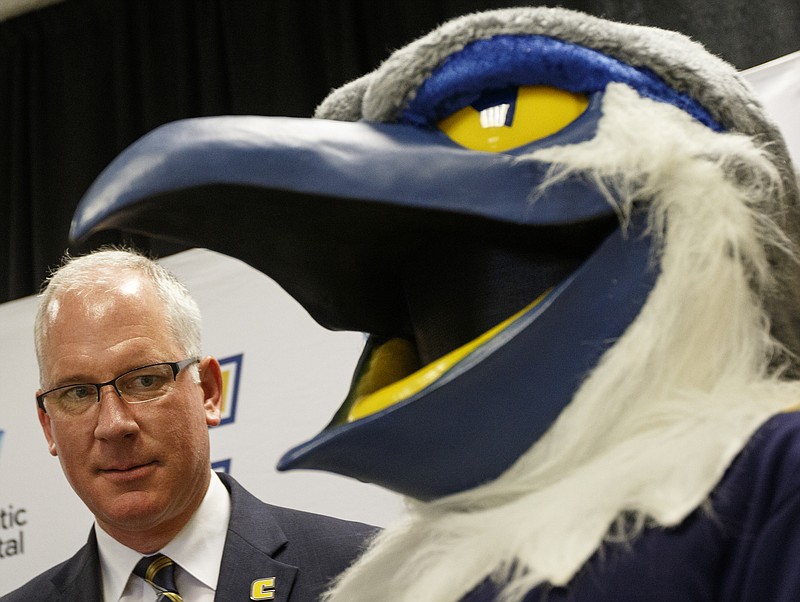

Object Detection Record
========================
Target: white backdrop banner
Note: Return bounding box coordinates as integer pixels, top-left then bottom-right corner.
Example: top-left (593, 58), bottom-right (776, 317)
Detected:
top-left (1, 49), bottom-right (798, 595)
top-left (743, 50), bottom-right (800, 169)
top-left (0, 249), bottom-right (404, 595)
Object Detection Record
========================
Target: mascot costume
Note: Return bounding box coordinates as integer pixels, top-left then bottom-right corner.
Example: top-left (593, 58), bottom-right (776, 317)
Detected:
top-left (69, 7), bottom-right (800, 601)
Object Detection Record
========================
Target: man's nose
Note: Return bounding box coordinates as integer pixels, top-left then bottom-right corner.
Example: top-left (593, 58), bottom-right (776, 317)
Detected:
top-left (93, 385), bottom-right (140, 440)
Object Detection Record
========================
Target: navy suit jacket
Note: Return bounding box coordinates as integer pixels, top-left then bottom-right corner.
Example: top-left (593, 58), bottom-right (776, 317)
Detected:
top-left (1, 472), bottom-right (377, 601)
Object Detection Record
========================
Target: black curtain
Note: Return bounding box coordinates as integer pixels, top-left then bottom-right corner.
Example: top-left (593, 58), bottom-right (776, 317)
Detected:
top-left (1, 0), bottom-right (798, 303)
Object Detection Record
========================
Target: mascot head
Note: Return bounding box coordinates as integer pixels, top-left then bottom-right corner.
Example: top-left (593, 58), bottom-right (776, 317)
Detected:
top-left (71, 7), bottom-right (800, 598)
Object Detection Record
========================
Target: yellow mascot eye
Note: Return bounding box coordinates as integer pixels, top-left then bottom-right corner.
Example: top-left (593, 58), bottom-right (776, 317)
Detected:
top-left (438, 85), bottom-right (589, 152)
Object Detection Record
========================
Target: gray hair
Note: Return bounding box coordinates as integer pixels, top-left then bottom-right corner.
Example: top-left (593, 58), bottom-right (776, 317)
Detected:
top-left (34, 247), bottom-right (203, 375)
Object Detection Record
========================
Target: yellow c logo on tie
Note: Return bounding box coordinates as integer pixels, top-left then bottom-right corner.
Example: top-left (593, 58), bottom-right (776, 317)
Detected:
top-left (250, 577), bottom-right (276, 600)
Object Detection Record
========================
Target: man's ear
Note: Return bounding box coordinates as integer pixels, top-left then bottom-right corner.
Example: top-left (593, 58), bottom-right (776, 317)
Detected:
top-left (36, 392), bottom-right (58, 456)
top-left (198, 357), bottom-right (223, 427)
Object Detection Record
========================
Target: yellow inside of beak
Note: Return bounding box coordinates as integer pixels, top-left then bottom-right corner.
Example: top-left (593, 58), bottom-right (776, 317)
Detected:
top-left (346, 290), bottom-right (551, 423)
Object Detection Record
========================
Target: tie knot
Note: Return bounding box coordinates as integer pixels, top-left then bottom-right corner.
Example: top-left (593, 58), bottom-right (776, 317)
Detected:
top-left (133, 553), bottom-right (183, 601)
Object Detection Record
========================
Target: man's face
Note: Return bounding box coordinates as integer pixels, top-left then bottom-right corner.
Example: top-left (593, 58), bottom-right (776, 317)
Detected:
top-left (36, 273), bottom-right (221, 550)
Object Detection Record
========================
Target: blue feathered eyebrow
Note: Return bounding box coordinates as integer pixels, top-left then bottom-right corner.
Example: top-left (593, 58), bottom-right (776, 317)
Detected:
top-left (400, 34), bottom-right (723, 132)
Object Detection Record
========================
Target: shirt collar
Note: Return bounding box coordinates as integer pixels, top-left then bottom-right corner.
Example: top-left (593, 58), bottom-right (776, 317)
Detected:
top-left (96, 471), bottom-right (232, 601)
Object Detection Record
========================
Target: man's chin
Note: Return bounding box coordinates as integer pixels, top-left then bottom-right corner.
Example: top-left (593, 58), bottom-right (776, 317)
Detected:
top-left (95, 493), bottom-right (173, 533)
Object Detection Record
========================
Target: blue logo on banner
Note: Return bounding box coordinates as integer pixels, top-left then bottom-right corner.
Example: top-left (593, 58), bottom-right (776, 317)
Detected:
top-left (212, 458), bottom-right (231, 474)
top-left (218, 354), bottom-right (243, 426)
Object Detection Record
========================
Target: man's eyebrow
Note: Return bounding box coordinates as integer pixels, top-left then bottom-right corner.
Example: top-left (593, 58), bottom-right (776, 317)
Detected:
top-left (44, 373), bottom-right (96, 388)
top-left (47, 359), bottom-right (174, 387)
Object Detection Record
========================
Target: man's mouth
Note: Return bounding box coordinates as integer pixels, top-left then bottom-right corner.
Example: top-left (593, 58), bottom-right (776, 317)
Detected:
top-left (99, 461), bottom-right (157, 479)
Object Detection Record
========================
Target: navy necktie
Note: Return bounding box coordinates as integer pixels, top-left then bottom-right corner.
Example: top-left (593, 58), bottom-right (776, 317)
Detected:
top-left (133, 553), bottom-right (184, 602)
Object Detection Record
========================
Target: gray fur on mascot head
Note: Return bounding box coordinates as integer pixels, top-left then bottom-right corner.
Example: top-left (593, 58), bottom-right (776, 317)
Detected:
top-left (71, 6), bottom-right (800, 602)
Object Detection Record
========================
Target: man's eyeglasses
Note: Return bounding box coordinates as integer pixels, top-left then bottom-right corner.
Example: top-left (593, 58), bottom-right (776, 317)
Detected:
top-left (37, 357), bottom-right (200, 420)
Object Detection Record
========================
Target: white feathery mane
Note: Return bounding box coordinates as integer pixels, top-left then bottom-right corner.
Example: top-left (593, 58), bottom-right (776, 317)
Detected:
top-left (324, 84), bottom-right (800, 602)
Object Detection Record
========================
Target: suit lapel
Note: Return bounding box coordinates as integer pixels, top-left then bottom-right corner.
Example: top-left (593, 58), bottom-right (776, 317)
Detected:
top-left (214, 473), bottom-right (299, 602)
top-left (48, 528), bottom-right (103, 602)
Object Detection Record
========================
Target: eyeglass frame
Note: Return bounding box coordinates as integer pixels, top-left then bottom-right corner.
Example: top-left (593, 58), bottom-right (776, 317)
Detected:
top-left (36, 357), bottom-right (201, 414)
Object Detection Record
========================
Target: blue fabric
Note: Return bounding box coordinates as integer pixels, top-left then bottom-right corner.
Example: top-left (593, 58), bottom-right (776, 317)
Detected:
top-left (460, 411), bottom-right (800, 601)
top-left (401, 35), bottom-right (723, 132)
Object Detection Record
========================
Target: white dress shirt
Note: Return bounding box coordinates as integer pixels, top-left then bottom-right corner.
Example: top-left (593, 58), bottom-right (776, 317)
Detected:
top-left (96, 471), bottom-right (232, 601)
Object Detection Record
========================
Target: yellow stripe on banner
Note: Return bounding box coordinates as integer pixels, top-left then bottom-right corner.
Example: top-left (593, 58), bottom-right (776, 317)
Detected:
top-left (221, 368), bottom-right (230, 414)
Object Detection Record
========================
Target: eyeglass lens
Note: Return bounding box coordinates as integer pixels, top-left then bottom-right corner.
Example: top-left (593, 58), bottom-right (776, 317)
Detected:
top-left (42, 363), bottom-right (179, 419)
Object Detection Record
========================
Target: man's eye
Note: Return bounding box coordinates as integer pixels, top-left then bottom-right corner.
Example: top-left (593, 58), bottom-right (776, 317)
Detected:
top-left (124, 373), bottom-right (168, 391)
top-left (62, 385), bottom-right (94, 401)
